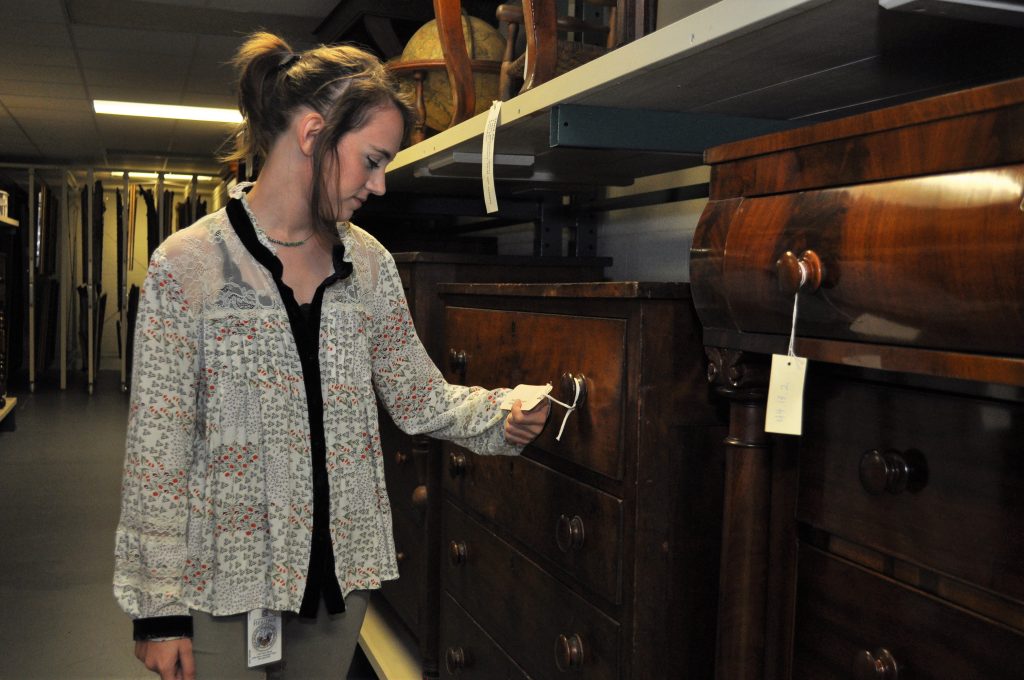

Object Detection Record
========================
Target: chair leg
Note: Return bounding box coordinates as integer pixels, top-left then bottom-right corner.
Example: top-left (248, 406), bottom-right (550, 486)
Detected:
top-left (498, 21), bottom-right (519, 100)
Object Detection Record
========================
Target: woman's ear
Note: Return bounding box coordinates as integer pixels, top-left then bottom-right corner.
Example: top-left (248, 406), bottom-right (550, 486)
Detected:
top-left (296, 110), bottom-right (324, 157)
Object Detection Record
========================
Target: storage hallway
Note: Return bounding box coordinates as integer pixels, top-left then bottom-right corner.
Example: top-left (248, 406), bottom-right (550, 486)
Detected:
top-left (5, 1), bottom-right (1024, 680)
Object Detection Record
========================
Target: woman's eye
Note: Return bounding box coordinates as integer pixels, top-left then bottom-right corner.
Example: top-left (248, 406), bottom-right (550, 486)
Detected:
top-left (367, 157), bottom-right (380, 170)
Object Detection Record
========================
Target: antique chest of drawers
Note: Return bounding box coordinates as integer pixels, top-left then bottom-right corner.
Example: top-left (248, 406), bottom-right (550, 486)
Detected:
top-left (690, 77), bottom-right (1024, 679)
top-left (380, 254), bottom-right (608, 678)
top-left (436, 282), bottom-right (725, 679)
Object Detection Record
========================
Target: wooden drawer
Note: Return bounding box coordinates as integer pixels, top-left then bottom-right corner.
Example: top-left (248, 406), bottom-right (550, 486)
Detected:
top-left (797, 376), bottom-right (1024, 602)
top-left (380, 507), bottom-right (425, 635)
top-left (440, 592), bottom-right (530, 680)
top-left (444, 445), bottom-right (623, 604)
top-left (443, 501), bottom-right (620, 680)
top-left (444, 306), bottom-right (627, 480)
top-left (379, 415), bottom-right (428, 520)
top-left (793, 545), bottom-right (1024, 680)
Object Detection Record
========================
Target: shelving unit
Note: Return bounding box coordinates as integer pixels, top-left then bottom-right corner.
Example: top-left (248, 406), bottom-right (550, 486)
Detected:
top-left (384, 0), bottom-right (1024, 202)
top-left (1, 213), bottom-right (18, 429)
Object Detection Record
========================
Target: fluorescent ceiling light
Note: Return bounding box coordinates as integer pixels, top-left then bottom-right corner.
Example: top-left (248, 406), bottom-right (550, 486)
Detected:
top-left (94, 100), bottom-right (242, 124)
top-left (109, 171), bottom-right (158, 178)
top-left (108, 172), bottom-right (217, 181)
top-left (165, 173), bottom-right (217, 181)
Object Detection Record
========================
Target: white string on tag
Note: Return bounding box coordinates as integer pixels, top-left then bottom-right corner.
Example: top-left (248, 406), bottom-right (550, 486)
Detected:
top-left (767, 261), bottom-right (809, 436)
top-left (787, 263), bottom-right (808, 357)
top-left (544, 375), bottom-right (583, 441)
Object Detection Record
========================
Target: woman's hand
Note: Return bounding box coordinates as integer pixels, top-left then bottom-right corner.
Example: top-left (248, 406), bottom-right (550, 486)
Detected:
top-left (135, 638), bottom-right (196, 680)
top-left (504, 398), bottom-right (551, 446)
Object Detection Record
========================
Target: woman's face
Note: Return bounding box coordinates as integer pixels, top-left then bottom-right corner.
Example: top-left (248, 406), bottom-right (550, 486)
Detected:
top-left (331, 104), bottom-right (404, 222)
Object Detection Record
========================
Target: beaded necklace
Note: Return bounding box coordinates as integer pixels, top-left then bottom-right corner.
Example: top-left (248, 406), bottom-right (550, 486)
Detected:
top-left (265, 231), bottom-right (314, 247)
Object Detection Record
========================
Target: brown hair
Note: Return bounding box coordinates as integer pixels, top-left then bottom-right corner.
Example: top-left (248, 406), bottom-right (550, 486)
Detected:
top-left (223, 32), bottom-right (415, 236)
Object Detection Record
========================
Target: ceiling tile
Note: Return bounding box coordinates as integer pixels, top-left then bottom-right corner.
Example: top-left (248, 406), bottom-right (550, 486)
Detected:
top-left (71, 24), bottom-right (197, 54)
top-left (85, 68), bottom-right (187, 92)
top-left (77, 48), bottom-right (194, 73)
top-left (0, 20), bottom-right (73, 49)
top-left (0, 64), bottom-right (82, 85)
top-left (153, 0), bottom-right (340, 18)
top-left (0, 80), bottom-right (89, 99)
top-left (2, 97), bottom-right (93, 116)
top-left (3, 45), bottom-right (78, 69)
top-left (0, 0), bottom-right (66, 22)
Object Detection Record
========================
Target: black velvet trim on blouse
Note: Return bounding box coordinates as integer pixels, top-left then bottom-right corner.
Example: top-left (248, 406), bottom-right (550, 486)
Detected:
top-left (226, 196), bottom-right (352, 618)
top-left (133, 615), bottom-right (194, 641)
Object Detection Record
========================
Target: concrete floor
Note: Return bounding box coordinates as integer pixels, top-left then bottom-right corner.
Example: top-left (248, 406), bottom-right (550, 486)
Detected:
top-left (0, 372), bottom-right (146, 679)
top-left (0, 372), bottom-right (379, 679)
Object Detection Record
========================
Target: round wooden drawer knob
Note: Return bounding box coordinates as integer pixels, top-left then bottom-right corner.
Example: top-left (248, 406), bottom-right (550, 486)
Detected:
top-left (449, 451), bottom-right (468, 478)
top-left (560, 372), bottom-right (588, 407)
top-left (859, 449), bottom-right (927, 495)
top-left (449, 348), bottom-right (467, 372)
top-left (445, 646), bottom-right (467, 674)
top-left (555, 633), bottom-right (585, 672)
top-left (394, 451), bottom-right (409, 465)
top-left (853, 648), bottom-right (900, 679)
top-left (449, 540), bottom-right (468, 566)
top-left (556, 514), bottom-right (585, 553)
top-left (776, 249), bottom-right (823, 295)
top-left (411, 484), bottom-right (428, 509)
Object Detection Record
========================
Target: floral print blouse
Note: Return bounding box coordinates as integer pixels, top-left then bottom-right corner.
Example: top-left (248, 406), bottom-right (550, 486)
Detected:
top-left (114, 187), bottom-right (518, 622)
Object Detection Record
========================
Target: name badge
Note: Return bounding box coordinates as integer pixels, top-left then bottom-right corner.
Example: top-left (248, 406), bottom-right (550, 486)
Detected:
top-left (247, 609), bottom-right (282, 667)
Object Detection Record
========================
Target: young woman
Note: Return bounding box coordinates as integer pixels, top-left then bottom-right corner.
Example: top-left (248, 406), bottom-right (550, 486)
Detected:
top-left (114, 32), bottom-right (550, 679)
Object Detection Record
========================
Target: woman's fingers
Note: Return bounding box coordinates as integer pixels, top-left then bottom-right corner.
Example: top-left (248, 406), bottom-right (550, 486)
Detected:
top-left (505, 399), bottom-right (551, 445)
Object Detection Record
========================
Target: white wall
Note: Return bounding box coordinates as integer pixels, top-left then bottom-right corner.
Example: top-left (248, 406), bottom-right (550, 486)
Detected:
top-left (487, 165), bottom-right (709, 283)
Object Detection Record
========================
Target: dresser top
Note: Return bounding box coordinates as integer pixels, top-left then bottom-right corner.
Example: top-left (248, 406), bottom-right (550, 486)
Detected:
top-left (706, 76), bottom-right (1024, 164)
top-left (438, 281), bottom-right (690, 300)
top-left (391, 252), bottom-right (611, 267)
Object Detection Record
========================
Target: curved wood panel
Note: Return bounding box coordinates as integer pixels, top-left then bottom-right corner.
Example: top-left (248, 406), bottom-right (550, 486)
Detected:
top-left (693, 164), bottom-right (1024, 356)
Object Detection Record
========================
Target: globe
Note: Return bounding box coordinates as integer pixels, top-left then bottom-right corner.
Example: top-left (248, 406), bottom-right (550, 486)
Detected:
top-left (396, 13), bottom-right (505, 133)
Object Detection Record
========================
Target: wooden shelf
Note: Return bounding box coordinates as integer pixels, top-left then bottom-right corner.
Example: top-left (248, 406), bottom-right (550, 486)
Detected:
top-left (357, 595), bottom-right (422, 680)
top-left (386, 0), bottom-right (1024, 198)
top-left (0, 397), bottom-right (16, 430)
top-left (0, 215), bottom-right (17, 228)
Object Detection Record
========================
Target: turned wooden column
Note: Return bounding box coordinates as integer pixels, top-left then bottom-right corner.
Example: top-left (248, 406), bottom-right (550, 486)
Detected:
top-left (707, 348), bottom-right (772, 680)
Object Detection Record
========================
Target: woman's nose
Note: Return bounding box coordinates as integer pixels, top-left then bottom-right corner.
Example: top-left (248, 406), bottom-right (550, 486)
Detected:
top-left (367, 171), bottom-right (386, 196)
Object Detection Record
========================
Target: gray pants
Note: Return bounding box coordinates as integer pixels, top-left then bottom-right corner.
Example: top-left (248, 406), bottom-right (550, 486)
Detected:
top-left (191, 592), bottom-right (370, 679)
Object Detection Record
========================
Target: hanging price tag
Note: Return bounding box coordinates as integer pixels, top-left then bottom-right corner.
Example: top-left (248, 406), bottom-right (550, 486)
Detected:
top-left (765, 354), bottom-right (807, 435)
top-left (766, 267), bottom-right (809, 435)
top-left (482, 100), bottom-right (501, 214)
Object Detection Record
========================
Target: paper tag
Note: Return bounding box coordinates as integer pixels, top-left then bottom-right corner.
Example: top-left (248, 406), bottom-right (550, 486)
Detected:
top-left (482, 100), bottom-right (501, 214)
top-left (247, 609), bottom-right (282, 667)
top-left (500, 383), bottom-right (552, 411)
top-left (765, 354), bottom-right (807, 436)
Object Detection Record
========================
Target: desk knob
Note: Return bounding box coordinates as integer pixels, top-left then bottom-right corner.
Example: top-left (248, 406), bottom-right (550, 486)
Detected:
top-left (449, 348), bottom-right (467, 372)
top-left (411, 484), bottom-right (428, 509)
top-left (556, 514), bottom-right (585, 553)
top-left (560, 372), bottom-right (587, 407)
top-left (853, 648), bottom-right (900, 679)
top-left (449, 540), bottom-right (468, 566)
top-left (449, 451), bottom-right (468, 478)
top-left (555, 633), bottom-right (585, 672)
top-left (445, 646), bottom-right (467, 674)
top-left (776, 249), bottom-right (823, 295)
top-left (859, 449), bottom-right (927, 495)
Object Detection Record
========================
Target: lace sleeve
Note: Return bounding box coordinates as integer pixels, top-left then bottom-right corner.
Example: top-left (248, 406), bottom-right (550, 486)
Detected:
top-left (113, 248), bottom-right (200, 618)
top-left (367, 249), bottom-right (519, 456)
